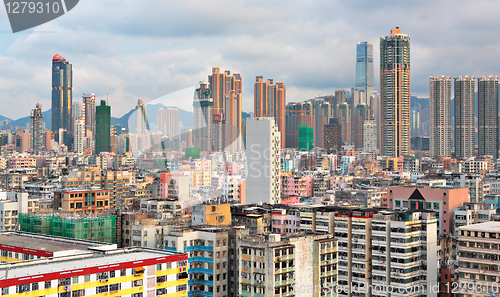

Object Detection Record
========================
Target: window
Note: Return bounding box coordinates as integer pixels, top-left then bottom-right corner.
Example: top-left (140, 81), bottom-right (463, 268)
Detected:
top-left (16, 284), bottom-right (30, 293)
top-left (109, 283), bottom-right (121, 291)
top-left (109, 271), bottom-right (115, 278)
top-left (120, 269), bottom-right (127, 277)
top-left (84, 275), bottom-right (91, 282)
top-left (2, 288), bottom-right (9, 295)
top-left (76, 202), bottom-right (82, 209)
top-left (44, 281), bottom-right (52, 289)
top-left (31, 283), bottom-right (39, 291)
top-left (72, 276), bottom-right (79, 284)
top-left (97, 285), bottom-right (109, 293)
top-left (156, 264), bottom-right (162, 271)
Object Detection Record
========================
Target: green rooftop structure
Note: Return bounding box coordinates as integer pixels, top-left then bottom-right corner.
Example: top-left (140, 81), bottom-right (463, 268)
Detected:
top-left (298, 125), bottom-right (314, 151)
top-left (186, 147), bottom-right (200, 159)
top-left (95, 99), bottom-right (111, 154)
top-left (19, 213), bottom-right (116, 244)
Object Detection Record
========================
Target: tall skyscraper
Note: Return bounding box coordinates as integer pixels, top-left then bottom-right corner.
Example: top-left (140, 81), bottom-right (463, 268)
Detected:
top-left (285, 102), bottom-right (314, 148)
top-left (253, 76), bottom-right (286, 148)
top-left (478, 75), bottom-right (499, 160)
top-left (135, 99), bottom-right (148, 134)
top-left (73, 119), bottom-right (84, 153)
top-left (51, 54), bottom-right (72, 140)
top-left (208, 68), bottom-right (242, 151)
top-left (246, 117), bottom-right (281, 205)
top-left (324, 118), bottom-right (341, 154)
top-left (454, 76), bottom-right (475, 159)
top-left (95, 100), bottom-right (111, 154)
top-left (337, 103), bottom-right (351, 144)
top-left (380, 27), bottom-right (411, 157)
top-left (355, 41), bottom-right (374, 107)
top-left (353, 104), bottom-right (368, 149)
top-left (370, 90), bottom-right (381, 150)
top-left (193, 82), bottom-right (213, 152)
top-left (165, 108), bottom-right (180, 138)
top-left (275, 82), bottom-right (286, 148)
top-left (313, 99), bottom-right (331, 148)
top-left (30, 103), bottom-right (43, 151)
top-left (225, 91), bottom-right (242, 153)
top-left (429, 76), bottom-right (452, 158)
top-left (157, 107), bottom-right (165, 134)
top-left (82, 94), bottom-right (96, 141)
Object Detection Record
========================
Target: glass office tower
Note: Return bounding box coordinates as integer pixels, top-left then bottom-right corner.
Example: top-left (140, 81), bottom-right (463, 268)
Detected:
top-left (355, 42), bottom-right (374, 105)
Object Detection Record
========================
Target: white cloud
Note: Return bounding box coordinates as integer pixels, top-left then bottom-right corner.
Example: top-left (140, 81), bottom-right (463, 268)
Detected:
top-left (1, 0), bottom-right (500, 119)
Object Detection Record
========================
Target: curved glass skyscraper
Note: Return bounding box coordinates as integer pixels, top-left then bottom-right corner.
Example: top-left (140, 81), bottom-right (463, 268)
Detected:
top-left (51, 54), bottom-right (72, 136)
top-left (355, 42), bottom-right (374, 105)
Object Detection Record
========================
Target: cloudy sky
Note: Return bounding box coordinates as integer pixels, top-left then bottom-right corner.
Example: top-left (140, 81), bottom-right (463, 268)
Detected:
top-left (0, 0), bottom-right (498, 119)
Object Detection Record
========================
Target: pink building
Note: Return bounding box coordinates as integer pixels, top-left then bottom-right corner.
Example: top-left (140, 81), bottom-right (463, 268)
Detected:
top-left (271, 208), bottom-right (300, 234)
top-left (280, 195), bottom-right (300, 205)
top-left (281, 174), bottom-right (313, 197)
top-left (387, 186), bottom-right (469, 234)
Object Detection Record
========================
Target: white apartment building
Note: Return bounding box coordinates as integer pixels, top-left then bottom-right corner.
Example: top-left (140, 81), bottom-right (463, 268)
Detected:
top-left (237, 232), bottom-right (338, 297)
top-left (0, 192), bottom-right (36, 231)
top-left (457, 222), bottom-right (500, 297)
top-left (246, 117), bottom-right (281, 204)
top-left (452, 203), bottom-right (496, 235)
top-left (371, 210), bottom-right (438, 297)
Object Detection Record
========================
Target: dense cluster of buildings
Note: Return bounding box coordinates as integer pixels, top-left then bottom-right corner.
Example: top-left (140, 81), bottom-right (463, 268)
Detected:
top-left (2, 27), bottom-right (500, 297)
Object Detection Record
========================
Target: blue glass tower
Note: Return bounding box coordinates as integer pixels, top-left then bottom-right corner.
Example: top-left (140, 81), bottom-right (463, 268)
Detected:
top-left (355, 42), bottom-right (374, 105)
top-left (51, 54), bottom-right (72, 136)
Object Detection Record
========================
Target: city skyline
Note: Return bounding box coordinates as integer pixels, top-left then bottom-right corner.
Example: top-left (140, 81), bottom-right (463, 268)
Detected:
top-left (1, 1), bottom-right (500, 118)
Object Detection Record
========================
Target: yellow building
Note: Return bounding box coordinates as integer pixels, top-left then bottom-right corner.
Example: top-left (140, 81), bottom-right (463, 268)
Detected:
top-left (0, 247), bottom-right (188, 297)
top-left (192, 203), bottom-right (232, 226)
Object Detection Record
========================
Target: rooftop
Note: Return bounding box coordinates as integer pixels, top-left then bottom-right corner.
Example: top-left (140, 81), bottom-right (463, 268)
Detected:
top-left (459, 221), bottom-right (500, 232)
top-left (0, 232), bottom-right (115, 253)
top-left (0, 248), bottom-right (184, 280)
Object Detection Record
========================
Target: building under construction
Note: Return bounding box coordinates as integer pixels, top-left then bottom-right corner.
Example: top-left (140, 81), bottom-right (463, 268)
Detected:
top-left (19, 212), bottom-right (116, 244)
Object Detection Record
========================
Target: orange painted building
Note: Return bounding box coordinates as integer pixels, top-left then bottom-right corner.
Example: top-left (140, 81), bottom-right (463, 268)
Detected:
top-left (54, 189), bottom-right (111, 214)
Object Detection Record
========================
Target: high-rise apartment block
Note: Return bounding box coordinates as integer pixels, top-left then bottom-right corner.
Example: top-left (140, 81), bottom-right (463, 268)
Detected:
top-left (380, 28), bottom-right (410, 157)
top-left (457, 222), bottom-right (500, 296)
top-left (73, 119), bottom-right (84, 153)
top-left (95, 100), bottom-right (111, 154)
top-left (193, 82), bottom-right (213, 152)
top-left (30, 103), bottom-right (43, 151)
top-left (82, 93), bottom-right (96, 147)
top-left (356, 42), bottom-right (375, 107)
top-left (337, 103), bottom-right (351, 145)
top-left (165, 107), bottom-right (180, 138)
top-left (51, 54), bottom-right (73, 144)
top-left (478, 75), bottom-right (499, 159)
top-left (454, 76), bottom-right (475, 159)
top-left (254, 77), bottom-right (286, 148)
top-left (246, 117), bottom-right (281, 204)
top-left (325, 118), bottom-right (341, 154)
top-left (353, 104), bottom-right (367, 149)
top-left (285, 102), bottom-right (314, 149)
top-left (238, 232), bottom-right (338, 297)
top-left (429, 76), bottom-right (452, 158)
top-left (363, 119), bottom-right (377, 154)
top-left (371, 210), bottom-right (438, 297)
top-left (208, 68), bottom-right (242, 152)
